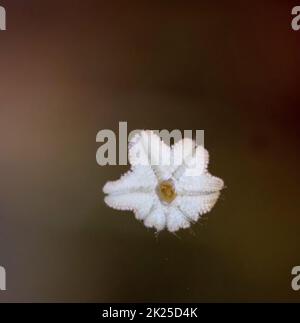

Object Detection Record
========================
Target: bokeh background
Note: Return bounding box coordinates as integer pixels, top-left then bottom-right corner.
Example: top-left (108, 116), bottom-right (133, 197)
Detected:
top-left (0, 0), bottom-right (300, 302)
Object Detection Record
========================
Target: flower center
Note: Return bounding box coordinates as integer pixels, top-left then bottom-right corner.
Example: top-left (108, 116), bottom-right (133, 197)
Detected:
top-left (157, 180), bottom-right (177, 204)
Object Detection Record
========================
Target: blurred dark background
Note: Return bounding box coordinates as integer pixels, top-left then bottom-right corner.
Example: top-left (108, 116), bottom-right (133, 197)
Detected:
top-left (0, 0), bottom-right (300, 302)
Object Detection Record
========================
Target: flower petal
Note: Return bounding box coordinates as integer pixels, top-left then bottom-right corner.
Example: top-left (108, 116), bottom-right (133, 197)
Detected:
top-left (104, 192), bottom-right (155, 220)
top-left (129, 131), bottom-right (172, 180)
top-left (172, 137), bottom-right (194, 174)
top-left (176, 173), bottom-right (224, 194)
top-left (166, 206), bottom-right (190, 232)
top-left (144, 202), bottom-right (166, 231)
top-left (103, 165), bottom-right (157, 195)
top-left (175, 192), bottom-right (221, 221)
top-left (173, 141), bottom-right (209, 178)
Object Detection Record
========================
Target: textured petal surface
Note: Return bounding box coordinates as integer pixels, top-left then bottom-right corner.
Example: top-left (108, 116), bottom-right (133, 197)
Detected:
top-left (166, 206), bottom-right (191, 232)
top-left (176, 173), bottom-right (224, 194)
top-left (183, 145), bottom-right (209, 177)
top-left (104, 192), bottom-right (155, 220)
top-left (103, 165), bottom-right (157, 195)
top-left (173, 143), bottom-right (209, 179)
top-left (171, 138), bottom-right (190, 177)
top-left (129, 131), bottom-right (172, 180)
top-left (175, 192), bottom-right (221, 221)
top-left (143, 202), bottom-right (166, 231)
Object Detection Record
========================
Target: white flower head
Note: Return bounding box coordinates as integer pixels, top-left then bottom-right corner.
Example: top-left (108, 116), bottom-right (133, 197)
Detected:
top-left (103, 130), bottom-right (224, 232)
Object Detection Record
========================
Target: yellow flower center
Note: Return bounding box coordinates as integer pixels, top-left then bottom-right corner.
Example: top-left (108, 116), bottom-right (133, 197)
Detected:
top-left (157, 180), bottom-right (177, 203)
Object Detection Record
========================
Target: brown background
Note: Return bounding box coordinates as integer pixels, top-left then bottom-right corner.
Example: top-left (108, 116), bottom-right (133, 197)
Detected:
top-left (0, 0), bottom-right (300, 302)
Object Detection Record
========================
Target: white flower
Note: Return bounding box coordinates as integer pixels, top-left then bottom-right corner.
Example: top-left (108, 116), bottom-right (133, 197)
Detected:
top-left (103, 131), bottom-right (224, 232)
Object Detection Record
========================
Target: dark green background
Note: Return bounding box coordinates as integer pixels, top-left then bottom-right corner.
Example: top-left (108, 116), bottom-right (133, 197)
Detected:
top-left (0, 0), bottom-right (299, 301)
